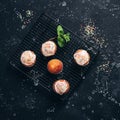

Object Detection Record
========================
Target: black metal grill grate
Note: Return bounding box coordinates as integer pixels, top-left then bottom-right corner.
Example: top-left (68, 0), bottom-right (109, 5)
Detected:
top-left (10, 13), bottom-right (99, 100)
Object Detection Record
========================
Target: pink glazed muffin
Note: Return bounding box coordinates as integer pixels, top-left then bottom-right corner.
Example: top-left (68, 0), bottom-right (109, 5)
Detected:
top-left (73, 49), bottom-right (90, 66)
top-left (20, 50), bottom-right (36, 67)
top-left (41, 41), bottom-right (57, 57)
top-left (53, 79), bottom-right (70, 95)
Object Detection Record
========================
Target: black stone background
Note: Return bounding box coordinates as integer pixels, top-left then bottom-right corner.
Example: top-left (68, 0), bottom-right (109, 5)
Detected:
top-left (0, 0), bottom-right (120, 120)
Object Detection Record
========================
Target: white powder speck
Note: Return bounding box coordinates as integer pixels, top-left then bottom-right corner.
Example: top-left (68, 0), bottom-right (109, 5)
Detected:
top-left (72, 104), bottom-right (75, 107)
top-left (85, 25), bottom-right (95, 36)
top-left (112, 118), bottom-right (116, 120)
top-left (112, 14), bottom-right (115, 16)
top-left (99, 102), bottom-right (103, 107)
top-left (21, 24), bottom-right (26, 29)
top-left (91, 110), bottom-right (94, 113)
top-left (47, 107), bottom-right (55, 113)
top-left (91, 90), bottom-right (97, 95)
top-left (81, 106), bottom-right (86, 110)
top-left (106, 0), bottom-right (110, 3)
top-left (62, 1), bottom-right (67, 7)
top-left (87, 118), bottom-right (91, 120)
top-left (15, 10), bottom-right (24, 22)
top-left (111, 62), bottom-right (116, 67)
top-left (33, 79), bottom-right (39, 86)
top-left (88, 96), bottom-right (92, 101)
top-left (82, 0), bottom-right (85, 3)
top-left (24, 96), bottom-right (36, 109)
top-left (46, 117), bottom-right (52, 120)
top-left (67, 101), bottom-right (70, 104)
top-left (73, 92), bottom-right (78, 97)
top-left (116, 63), bottom-right (120, 68)
top-left (13, 113), bottom-right (16, 117)
top-left (26, 10), bottom-right (33, 17)
top-left (82, 76), bottom-right (86, 79)
top-left (56, 18), bottom-right (59, 22)
top-left (65, 105), bottom-right (69, 109)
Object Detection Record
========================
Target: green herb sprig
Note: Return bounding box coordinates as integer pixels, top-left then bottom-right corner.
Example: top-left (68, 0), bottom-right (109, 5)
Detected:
top-left (57, 25), bottom-right (70, 47)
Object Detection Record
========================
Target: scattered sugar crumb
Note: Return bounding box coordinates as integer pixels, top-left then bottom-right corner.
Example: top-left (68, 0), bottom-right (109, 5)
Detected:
top-left (47, 106), bottom-right (55, 113)
top-left (85, 25), bottom-right (95, 36)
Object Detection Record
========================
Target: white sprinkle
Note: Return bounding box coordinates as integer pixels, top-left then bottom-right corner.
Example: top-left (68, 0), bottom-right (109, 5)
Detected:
top-left (62, 1), bottom-right (67, 7)
top-left (81, 106), bottom-right (86, 110)
top-left (33, 79), bottom-right (39, 86)
top-left (73, 92), bottom-right (78, 97)
top-left (99, 102), bottom-right (103, 107)
top-left (46, 117), bottom-right (52, 120)
top-left (116, 63), bottom-right (120, 68)
top-left (65, 105), bottom-right (69, 109)
top-left (112, 118), bottom-right (116, 120)
top-left (21, 24), bottom-right (26, 29)
top-left (88, 96), bottom-right (92, 101)
top-left (13, 113), bottom-right (16, 117)
top-left (72, 104), bottom-right (75, 107)
top-left (91, 110), bottom-right (94, 113)
top-left (47, 107), bottom-right (55, 113)
top-left (26, 10), bottom-right (33, 17)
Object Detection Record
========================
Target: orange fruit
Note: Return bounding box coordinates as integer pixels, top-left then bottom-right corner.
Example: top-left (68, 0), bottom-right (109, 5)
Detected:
top-left (47, 59), bottom-right (63, 74)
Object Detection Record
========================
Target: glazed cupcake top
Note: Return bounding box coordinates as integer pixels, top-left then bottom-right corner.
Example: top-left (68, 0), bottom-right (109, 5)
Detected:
top-left (74, 49), bottom-right (90, 66)
top-left (53, 80), bottom-right (70, 95)
top-left (20, 50), bottom-right (36, 67)
top-left (41, 41), bottom-right (57, 57)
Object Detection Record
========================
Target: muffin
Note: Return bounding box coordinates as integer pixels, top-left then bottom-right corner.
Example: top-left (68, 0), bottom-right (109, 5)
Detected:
top-left (41, 41), bottom-right (57, 57)
top-left (73, 49), bottom-right (90, 66)
top-left (20, 50), bottom-right (36, 67)
top-left (47, 59), bottom-right (63, 74)
top-left (53, 79), bottom-right (70, 95)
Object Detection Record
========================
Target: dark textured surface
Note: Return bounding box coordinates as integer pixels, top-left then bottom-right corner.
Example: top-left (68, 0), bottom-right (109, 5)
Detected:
top-left (0, 0), bottom-right (120, 120)
top-left (10, 13), bottom-right (99, 101)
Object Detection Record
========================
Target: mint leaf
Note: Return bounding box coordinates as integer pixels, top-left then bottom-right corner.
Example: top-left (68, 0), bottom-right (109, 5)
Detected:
top-left (63, 33), bottom-right (70, 42)
top-left (56, 25), bottom-right (71, 47)
top-left (57, 25), bottom-right (64, 36)
top-left (57, 36), bottom-right (65, 47)
top-left (57, 40), bottom-right (64, 47)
